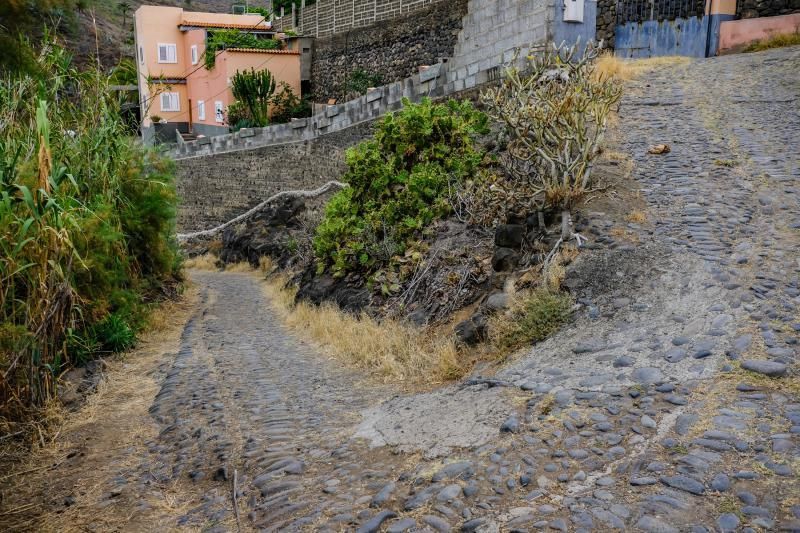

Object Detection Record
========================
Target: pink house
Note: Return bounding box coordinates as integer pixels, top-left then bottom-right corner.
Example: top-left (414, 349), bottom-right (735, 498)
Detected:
top-left (134, 5), bottom-right (302, 143)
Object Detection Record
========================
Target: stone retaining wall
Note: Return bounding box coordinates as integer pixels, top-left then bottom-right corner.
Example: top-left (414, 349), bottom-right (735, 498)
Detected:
top-left (737, 0), bottom-right (800, 19)
top-left (596, 0), bottom-right (616, 48)
top-left (175, 121), bottom-right (373, 232)
top-left (310, 0), bottom-right (468, 101)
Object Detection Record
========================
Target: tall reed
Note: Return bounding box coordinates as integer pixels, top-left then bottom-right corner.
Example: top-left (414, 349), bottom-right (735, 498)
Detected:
top-left (0, 41), bottom-right (181, 421)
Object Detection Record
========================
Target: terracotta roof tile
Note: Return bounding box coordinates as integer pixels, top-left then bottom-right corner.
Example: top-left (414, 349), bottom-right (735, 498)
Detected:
top-left (226, 48), bottom-right (300, 55)
top-left (180, 21), bottom-right (273, 30)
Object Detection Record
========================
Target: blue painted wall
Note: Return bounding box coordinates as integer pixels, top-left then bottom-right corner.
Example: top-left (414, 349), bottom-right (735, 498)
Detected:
top-left (553, 0), bottom-right (599, 49)
top-left (614, 16), bottom-right (711, 58)
top-left (706, 13), bottom-right (736, 56)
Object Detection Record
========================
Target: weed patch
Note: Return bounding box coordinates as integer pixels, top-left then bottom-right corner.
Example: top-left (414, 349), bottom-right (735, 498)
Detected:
top-left (743, 31), bottom-right (800, 53)
top-left (0, 41), bottom-right (181, 420)
top-left (489, 290), bottom-right (573, 352)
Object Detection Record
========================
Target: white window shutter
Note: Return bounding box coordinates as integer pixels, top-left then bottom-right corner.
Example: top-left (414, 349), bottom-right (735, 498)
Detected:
top-left (198, 100), bottom-right (205, 120)
top-left (160, 93), bottom-right (169, 111)
top-left (158, 44), bottom-right (177, 63)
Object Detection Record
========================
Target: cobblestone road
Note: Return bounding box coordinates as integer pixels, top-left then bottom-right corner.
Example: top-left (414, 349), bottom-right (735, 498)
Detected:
top-left (39, 47), bottom-right (799, 532)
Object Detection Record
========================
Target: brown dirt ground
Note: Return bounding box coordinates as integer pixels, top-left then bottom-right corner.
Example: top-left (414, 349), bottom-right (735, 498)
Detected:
top-left (0, 285), bottom-right (201, 532)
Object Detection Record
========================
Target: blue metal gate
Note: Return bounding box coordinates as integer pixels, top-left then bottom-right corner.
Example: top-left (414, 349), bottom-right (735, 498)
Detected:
top-left (614, 0), bottom-right (713, 58)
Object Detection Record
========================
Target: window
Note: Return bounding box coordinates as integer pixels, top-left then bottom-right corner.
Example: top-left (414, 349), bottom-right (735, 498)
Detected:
top-left (157, 43), bottom-right (177, 63)
top-left (160, 92), bottom-right (180, 112)
top-left (214, 101), bottom-right (224, 123)
top-left (139, 45), bottom-right (144, 64)
top-left (190, 45), bottom-right (198, 65)
top-left (197, 100), bottom-right (205, 121)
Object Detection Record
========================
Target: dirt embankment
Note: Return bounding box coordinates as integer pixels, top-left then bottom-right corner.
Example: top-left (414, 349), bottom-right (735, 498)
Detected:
top-left (0, 286), bottom-right (199, 531)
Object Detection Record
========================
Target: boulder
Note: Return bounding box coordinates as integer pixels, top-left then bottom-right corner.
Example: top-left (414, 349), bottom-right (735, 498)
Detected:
top-left (483, 292), bottom-right (509, 312)
top-left (492, 247), bottom-right (519, 272)
top-left (494, 224), bottom-right (525, 248)
top-left (455, 313), bottom-right (487, 346)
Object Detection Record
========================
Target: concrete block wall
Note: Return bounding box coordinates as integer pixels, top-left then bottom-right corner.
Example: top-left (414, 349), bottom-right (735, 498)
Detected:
top-left (172, 63), bottom-right (449, 160)
top-left (445, 0), bottom-right (554, 93)
top-left (310, 0), bottom-right (468, 102)
top-left (274, 0), bottom-right (450, 38)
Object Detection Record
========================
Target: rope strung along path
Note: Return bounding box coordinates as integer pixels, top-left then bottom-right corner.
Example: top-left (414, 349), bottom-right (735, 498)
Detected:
top-left (177, 181), bottom-right (348, 242)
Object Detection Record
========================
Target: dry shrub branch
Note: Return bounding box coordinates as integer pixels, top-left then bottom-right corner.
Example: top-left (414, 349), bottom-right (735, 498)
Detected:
top-left (481, 42), bottom-right (623, 245)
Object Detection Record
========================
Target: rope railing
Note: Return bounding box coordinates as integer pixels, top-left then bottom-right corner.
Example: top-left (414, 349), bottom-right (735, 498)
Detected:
top-left (177, 180), bottom-right (348, 242)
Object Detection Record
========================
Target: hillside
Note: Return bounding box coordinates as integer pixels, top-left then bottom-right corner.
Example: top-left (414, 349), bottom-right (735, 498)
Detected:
top-left (70, 1), bottom-right (243, 69)
top-left (2, 0), bottom-right (253, 71)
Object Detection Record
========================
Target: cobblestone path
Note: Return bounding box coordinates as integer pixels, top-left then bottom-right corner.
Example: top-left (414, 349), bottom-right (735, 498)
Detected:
top-left (15, 47), bottom-right (797, 532)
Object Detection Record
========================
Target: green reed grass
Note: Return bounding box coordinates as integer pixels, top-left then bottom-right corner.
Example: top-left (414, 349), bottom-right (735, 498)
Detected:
top-left (0, 41), bottom-right (181, 421)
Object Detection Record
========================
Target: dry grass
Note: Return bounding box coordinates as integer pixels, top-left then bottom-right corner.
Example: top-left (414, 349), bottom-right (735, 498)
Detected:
top-left (542, 245), bottom-right (578, 290)
top-left (625, 210), bottom-right (648, 224)
top-left (258, 260), bottom-right (465, 385)
top-left (743, 30), bottom-right (800, 52)
top-left (594, 52), bottom-right (690, 81)
top-left (183, 254), bottom-right (253, 273)
top-left (182, 252), bottom-right (219, 270)
top-left (224, 261), bottom-right (254, 273)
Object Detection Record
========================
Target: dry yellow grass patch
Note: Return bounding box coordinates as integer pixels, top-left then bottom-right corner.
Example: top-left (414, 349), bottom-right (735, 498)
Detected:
top-left (594, 52), bottom-right (690, 81)
top-left (259, 261), bottom-right (464, 385)
top-left (625, 210), bottom-right (648, 224)
top-left (183, 252), bottom-right (218, 270)
top-left (224, 260), bottom-right (254, 273)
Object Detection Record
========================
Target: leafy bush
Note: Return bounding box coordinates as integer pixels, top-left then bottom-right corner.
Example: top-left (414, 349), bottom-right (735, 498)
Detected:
top-left (489, 290), bottom-right (573, 350)
top-left (270, 82), bottom-right (311, 124)
top-left (204, 30), bottom-right (281, 69)
top-left (0, 42), bottom-right (180, 417)
top-left (93, 312), bottom-right (136, 353)
top-left (346, 68), bottom-right (383, 95)
top-left (314, 97), bottom-right (488, 276)
top-left (244, 6), bottom-right (272, 17)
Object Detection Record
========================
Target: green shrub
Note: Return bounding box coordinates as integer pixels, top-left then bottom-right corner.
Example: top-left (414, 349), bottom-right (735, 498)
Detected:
top-left (0, 41), bottom-right (180, 415)
top-left (93, 312), bottom-right (136, 353)
top-left (204, 30), bottom-right (281, 69)
top-left (270, 82), bottom-right (311, 124)
top-left (314, 97), bottom-right (488, 276)
top-left (490, 290), bottom-right (573, 351)
top-left (346, 68), bottom-right (383, 95)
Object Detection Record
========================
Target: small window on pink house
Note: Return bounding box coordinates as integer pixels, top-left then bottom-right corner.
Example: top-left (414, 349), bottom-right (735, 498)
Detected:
top-left (160, 92), bottom-right (180, 112)
top-left (214, 101), bottom-right (224, 123)
top-left (191, 45), bottom-right (198, 65)
top-left (198, 100), bottom-right (206, 121)
top-left (157, 43), bottom-right (177, 64)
